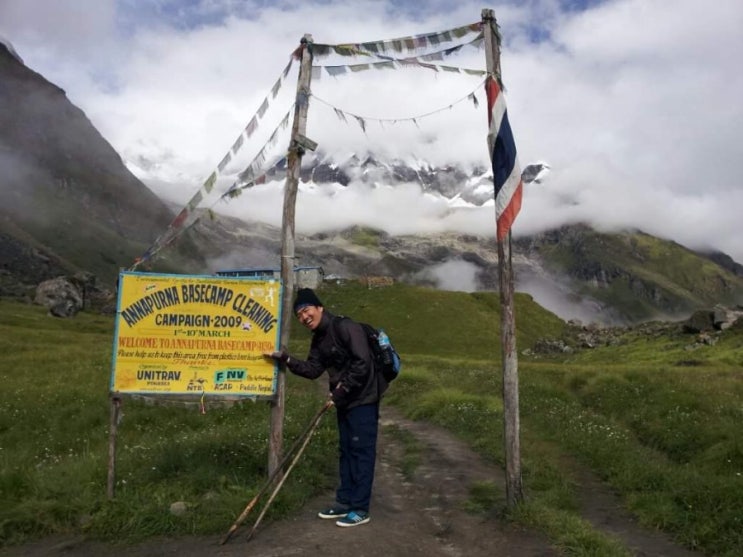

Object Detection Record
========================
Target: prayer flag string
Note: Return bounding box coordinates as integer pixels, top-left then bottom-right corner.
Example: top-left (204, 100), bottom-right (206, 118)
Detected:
top-left (311, 78), bottom-right (486, 133)
top-left (312, 21), bottom-right (484, 58)
top-left (130, 56), bottom-right (297, 269)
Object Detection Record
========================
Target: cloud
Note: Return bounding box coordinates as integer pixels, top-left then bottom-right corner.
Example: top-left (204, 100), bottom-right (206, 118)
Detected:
top-left (517, 272), bottom-right (617, 326)
top-left (2, 0), bottom-right (743, 264)
top-left (423, 259), bottom-right (480, 293)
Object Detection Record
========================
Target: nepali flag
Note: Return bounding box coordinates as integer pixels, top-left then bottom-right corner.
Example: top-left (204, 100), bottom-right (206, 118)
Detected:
top-left (485, 76), bottom-right (522, 241)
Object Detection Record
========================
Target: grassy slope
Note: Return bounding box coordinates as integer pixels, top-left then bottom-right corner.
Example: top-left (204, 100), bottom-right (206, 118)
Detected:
top-left (308, 282), bottom-right (567, 359)
top-left (538, 228), bottom-right (743, 321)
top-left (1, 284), bottom-right (741, 556)
top-left (0, 299), bottom-right (337, 545)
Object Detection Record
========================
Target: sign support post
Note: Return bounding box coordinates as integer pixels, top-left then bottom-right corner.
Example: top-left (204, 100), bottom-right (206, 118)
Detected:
top-left (107, 397), bottom-right (121, 499)
top-left (270, 34), bottom-right (315, 477)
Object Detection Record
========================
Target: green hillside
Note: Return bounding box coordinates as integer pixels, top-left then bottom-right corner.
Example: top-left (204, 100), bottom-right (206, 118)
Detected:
top-left (532, 225), bottom-right (743, 321)
top-left (292, 282), bottom-right (568, 359)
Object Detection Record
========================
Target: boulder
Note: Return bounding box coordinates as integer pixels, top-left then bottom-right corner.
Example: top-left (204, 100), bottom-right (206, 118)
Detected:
top-left (532, 337), bottom-right (574, 354)
top-left (682, 310), bottom-right (715, 334)
top-left (712, 304), bottom-right (743, 330)
top-left (34, 277), bottom-right (83, 317)
top-left (683, 306), bottom-right (743, 333)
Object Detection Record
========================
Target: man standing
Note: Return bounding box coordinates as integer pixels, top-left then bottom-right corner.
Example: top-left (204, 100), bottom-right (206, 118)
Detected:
top-left (265, 288), bottom-right (384, 527)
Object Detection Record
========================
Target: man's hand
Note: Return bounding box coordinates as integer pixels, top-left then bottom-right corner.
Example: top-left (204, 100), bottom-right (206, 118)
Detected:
top-left (331, 383), bottom-right (349, 406)
top-left (263, 350), bottom-right (289, 364)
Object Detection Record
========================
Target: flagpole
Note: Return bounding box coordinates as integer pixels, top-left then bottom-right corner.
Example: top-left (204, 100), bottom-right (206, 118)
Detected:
top-left (269, 34), bottom-right (315, 478)
top-left (482, 8), bottom-right (524, 508)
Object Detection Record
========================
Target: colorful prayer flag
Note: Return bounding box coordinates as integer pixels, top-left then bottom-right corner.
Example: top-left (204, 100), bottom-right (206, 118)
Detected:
top-left (485, 76), bottom-right (522, 241)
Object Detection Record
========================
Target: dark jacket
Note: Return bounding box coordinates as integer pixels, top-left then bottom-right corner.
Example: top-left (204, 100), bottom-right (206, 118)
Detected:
top-left (286, 311), bottom-right (382, 409)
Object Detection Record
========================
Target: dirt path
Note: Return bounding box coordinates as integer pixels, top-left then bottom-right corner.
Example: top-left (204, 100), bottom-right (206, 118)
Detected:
top-left (2, 406), bottom-right (705, 557)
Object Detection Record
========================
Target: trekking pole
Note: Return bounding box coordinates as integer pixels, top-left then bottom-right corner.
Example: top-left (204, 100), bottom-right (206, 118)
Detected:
top-left (220, 399), bottom-right (333, 545)
top-left (246, 398), bottom-right (330, 543)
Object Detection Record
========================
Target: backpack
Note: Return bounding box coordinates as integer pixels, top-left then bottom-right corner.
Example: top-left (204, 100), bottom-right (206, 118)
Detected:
top-left (358, 323), bottom-right (402, 383)
top-left (334, 317), bottom-right (401, 383)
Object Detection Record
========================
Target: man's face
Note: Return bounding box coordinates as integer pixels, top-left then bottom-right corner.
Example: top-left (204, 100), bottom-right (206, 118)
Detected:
top-left (296, 305), bottom-right (323, 330)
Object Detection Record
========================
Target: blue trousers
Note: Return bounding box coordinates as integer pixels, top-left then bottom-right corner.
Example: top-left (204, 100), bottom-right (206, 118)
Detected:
top-left (335, 403), bottom-right (379, 512)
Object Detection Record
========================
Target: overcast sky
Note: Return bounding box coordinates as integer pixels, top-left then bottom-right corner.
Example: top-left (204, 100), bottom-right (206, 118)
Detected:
top-left (2, 0), bottom-right (743, 263)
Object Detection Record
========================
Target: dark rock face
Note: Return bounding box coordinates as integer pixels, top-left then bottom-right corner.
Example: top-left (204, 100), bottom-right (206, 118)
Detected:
top-left (0, 43), bottom-right (177, 287)
top-left (301, 162), bottom-right (351, 186)
top-left (0, 45), bottom-right (172, 238)
top-left (0, 231), bottom-right (70, 292)
top-left (701, 251), bottom-right (743, 277)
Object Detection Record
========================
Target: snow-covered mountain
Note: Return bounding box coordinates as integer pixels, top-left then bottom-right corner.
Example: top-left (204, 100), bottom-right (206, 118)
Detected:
top-left (297, 151), bottom-right (496, 207)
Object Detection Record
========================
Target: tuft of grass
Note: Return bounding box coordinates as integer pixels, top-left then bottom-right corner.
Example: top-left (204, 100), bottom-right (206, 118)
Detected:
top-left (463, 480), bottom-right (503, 516)
top-left (513, 502), bottom-right (631, 557)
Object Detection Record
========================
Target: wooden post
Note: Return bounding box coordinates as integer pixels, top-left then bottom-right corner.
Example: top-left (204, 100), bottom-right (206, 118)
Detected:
top-left (482, 8), bottom-right (524, 507)
top-left (107, 396), bottom-right (121, 499)
top-left (268, 34), bottom-right (315, 477)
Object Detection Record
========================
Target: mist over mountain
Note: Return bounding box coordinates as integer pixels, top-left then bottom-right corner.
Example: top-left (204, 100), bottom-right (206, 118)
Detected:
top-left (2, 40), bottom-right (742, 326)
top-left (0, 42), bottom-right (206, 287)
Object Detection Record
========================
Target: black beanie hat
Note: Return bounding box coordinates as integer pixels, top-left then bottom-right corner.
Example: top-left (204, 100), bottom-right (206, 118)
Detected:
top-left (293, 288), bottom-right (323, 314)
